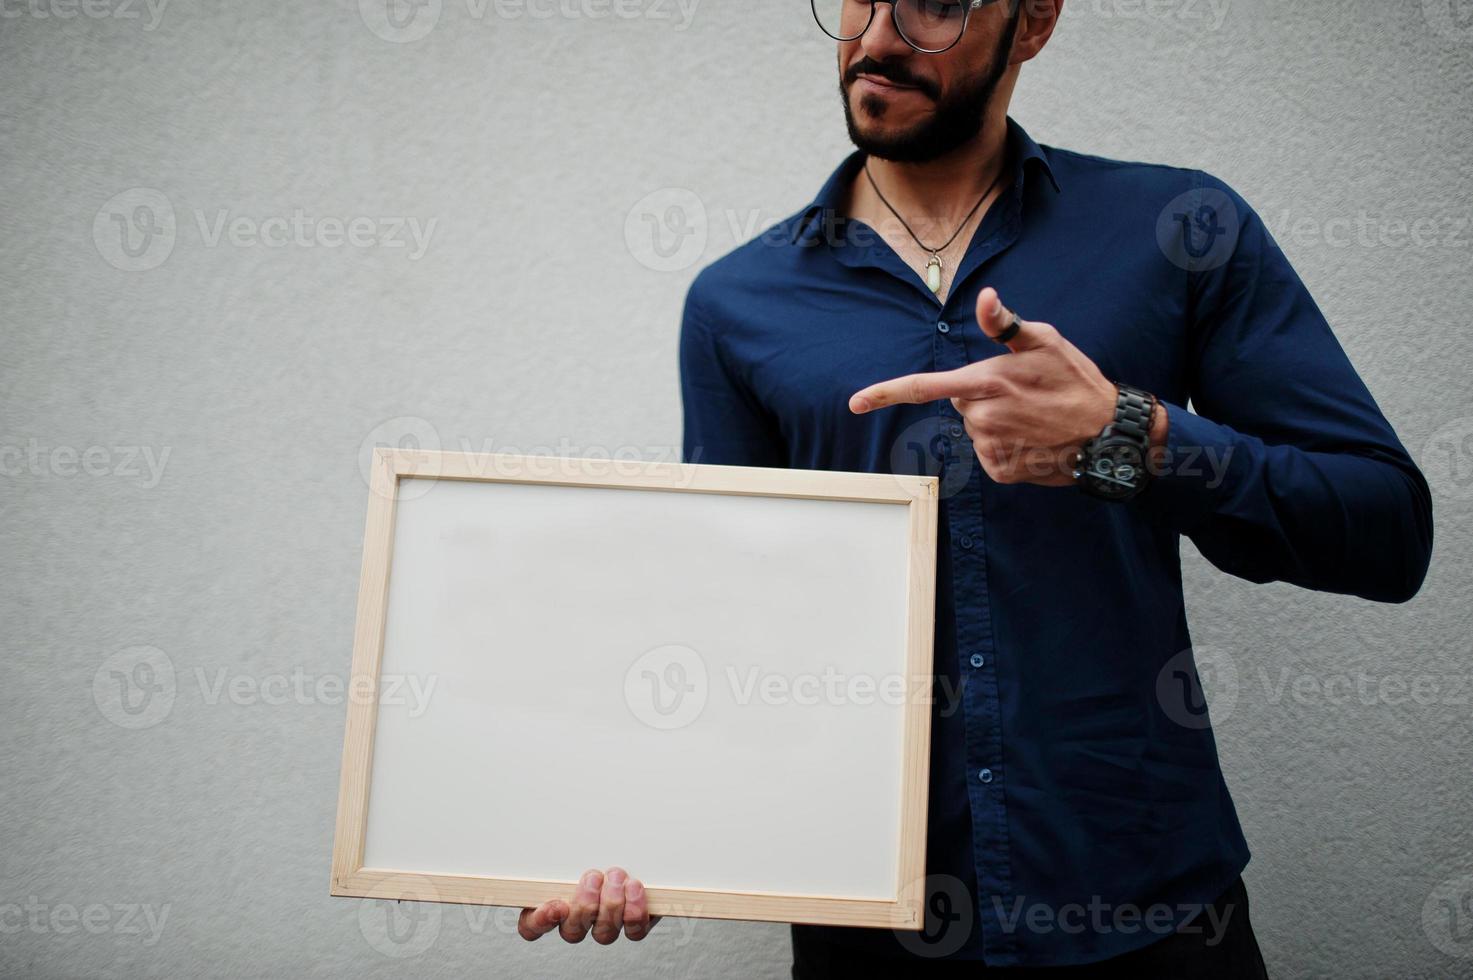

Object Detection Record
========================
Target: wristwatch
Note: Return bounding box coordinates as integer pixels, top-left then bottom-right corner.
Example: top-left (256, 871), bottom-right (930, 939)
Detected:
top-left (1074, 383), bottom-right (1157, 501)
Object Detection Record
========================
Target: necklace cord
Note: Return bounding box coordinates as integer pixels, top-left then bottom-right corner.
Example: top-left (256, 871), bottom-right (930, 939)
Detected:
top-left (863, 157), bottom-right (1011, 256)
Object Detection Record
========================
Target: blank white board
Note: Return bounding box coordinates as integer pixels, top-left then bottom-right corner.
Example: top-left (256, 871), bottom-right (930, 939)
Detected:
top-left (332, 450), bottom-right (938, 929)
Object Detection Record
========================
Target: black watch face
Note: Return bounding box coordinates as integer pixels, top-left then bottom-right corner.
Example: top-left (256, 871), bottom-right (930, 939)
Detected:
top-left (1078, 440), bottom-right (1147, 500)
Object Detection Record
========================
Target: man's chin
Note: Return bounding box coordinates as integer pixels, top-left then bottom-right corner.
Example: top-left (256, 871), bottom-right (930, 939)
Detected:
top-left (845, 103), bottom-right (927, 153)
top-left (849, 123), bottom-right (931, 162)
top-left (840, 82), bottom-right (970, 164)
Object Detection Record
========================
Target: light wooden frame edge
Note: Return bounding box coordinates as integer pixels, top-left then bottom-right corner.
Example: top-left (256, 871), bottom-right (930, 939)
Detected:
top-left (330, 449), bottom-right (939, 931)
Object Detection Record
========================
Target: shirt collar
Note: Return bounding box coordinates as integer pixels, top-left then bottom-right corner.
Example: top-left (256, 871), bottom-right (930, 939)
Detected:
top-left (789, 115), bottom-right (1060, 246)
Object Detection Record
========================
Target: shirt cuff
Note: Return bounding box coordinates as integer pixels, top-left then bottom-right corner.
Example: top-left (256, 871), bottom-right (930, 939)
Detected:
top-left (1132, 400), bottom-right (1245, 532)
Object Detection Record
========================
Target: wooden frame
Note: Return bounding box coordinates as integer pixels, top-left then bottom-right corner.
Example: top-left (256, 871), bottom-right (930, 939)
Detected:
top-left (331, 449), bottom-right (938, 930)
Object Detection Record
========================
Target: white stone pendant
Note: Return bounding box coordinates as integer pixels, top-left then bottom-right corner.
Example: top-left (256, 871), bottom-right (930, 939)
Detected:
top-left (925, 255), bottom-right (943, 293)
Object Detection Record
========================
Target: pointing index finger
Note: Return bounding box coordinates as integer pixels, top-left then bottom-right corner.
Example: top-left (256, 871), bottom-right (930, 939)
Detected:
top-left (849, 365), bottom-right (979, 414)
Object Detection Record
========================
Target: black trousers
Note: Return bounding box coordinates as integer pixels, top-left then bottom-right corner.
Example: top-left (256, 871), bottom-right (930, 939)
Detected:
top-left (792, 876), bottom-right (1269, 979)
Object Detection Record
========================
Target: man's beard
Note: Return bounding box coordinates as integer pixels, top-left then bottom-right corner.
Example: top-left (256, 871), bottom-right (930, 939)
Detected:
top-left (838, 15), bottom-right (1019, 163)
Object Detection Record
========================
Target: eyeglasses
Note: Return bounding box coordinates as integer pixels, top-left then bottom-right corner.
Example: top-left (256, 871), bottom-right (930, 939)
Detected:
top-left (812, 0), bottom-right (1000, 55)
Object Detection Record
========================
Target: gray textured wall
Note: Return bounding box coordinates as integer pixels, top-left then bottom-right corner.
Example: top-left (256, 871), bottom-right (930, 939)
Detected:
top-left (2, 1), bottom-right (1471, 978)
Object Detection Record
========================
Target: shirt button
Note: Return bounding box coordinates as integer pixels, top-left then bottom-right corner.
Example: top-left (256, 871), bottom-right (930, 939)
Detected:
top-left (959, 535), bottom-right (973, 550)
top-left (978, 768), bottom-right (994, 784)
top-left (948, 422), bottom-right (964, 438)
top-left (937, 320), bottom-right (951, 334)
top-left (970, 653), bottom-right (985, 669)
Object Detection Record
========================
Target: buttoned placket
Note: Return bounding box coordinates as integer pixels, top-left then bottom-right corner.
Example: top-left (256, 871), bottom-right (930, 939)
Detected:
top-left (828, 169), bottom-right (1034, 962)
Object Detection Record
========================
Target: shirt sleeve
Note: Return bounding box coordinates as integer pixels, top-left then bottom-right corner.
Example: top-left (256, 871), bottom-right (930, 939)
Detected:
top-left (677, 280), bottom-right (786, 468)
top-left (1134, 172), bottom-right (1434, 603)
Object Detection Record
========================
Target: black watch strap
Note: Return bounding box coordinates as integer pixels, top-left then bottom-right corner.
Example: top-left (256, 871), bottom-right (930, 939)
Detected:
top-left (1111, 383), bottom-right (1155, 444)
top-left (1075, 383), bottom-right (1158, 502)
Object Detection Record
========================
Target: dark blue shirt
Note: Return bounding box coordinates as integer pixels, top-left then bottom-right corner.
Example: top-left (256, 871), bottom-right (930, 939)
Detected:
top-left (677, 117), bottom-right (1433, 967)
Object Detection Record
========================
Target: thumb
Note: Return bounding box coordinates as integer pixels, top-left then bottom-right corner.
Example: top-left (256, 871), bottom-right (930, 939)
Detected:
top-left (976, 287), bottom-right (1047, 353)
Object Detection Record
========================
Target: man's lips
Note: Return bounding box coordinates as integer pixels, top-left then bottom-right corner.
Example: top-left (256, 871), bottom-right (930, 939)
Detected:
top-left (860, 72), bottom-right (913, 89)
top-left (854, 72), bottom-right (923, 93)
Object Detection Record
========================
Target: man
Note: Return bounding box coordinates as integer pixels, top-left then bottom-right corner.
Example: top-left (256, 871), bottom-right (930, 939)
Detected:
top-left (517, 0), bottom-right (1434, 973)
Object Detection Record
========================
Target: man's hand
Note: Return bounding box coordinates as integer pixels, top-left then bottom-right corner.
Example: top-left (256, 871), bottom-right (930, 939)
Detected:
top-left (849, 287), bottom-right (1121, 486)
top-left (517, 867), bottom-right (662, 944)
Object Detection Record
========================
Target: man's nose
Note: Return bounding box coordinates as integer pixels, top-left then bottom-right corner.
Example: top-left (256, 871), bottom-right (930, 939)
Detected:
top-left (859, 2), bottom-right (914, 61)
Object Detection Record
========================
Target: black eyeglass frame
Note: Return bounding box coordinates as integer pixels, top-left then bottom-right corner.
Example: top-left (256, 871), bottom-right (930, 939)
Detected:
top-left (811, 0), bottom-right (1004, 55)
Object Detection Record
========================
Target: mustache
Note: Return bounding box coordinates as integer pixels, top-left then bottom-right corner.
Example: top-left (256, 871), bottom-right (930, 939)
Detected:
top-left (844, 57), bottom-right (939, 99)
